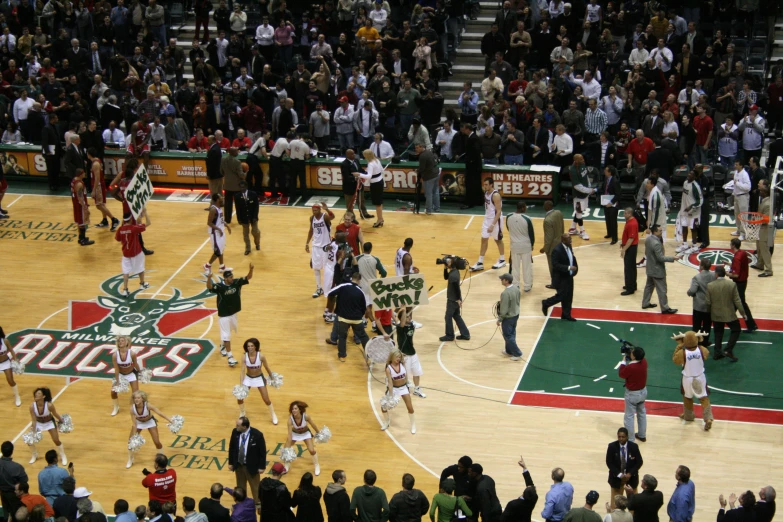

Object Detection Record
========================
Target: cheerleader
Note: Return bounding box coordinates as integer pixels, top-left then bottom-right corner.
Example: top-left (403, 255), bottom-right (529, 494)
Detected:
top-left (110, 336), bottom-right (141, 416)
top-left (0, 326), bottom-right (22, 407)
top-left (28, 387), bottom-right (67, 465)
top-left (237, 338), bottom-right (278, 425)
top-left (127, 390), bottom-right (171, 469)
top-left (380, 350), bottom-right (415, 434)
top-left (283, 401), bottom-right (321, 476)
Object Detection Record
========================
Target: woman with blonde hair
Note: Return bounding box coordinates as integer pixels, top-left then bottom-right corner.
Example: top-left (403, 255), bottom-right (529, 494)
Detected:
top-left (359, 149), bottom-right (385, 227)
top-left (237, 337), bottom-right (278, 425)
top-left (380, 350), bottom-right (415, 433)
top-left (127, 390), bottom-right (172, 468)
top-left (110, 335), bottom-right (142, 417)
top-left (28, 387), bottom-right (67, 465)
top-left (283, 401), bottom-right (322, 476)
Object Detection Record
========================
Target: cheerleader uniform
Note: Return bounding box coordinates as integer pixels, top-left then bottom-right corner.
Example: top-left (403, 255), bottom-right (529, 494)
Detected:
top-left (242, 352), bottom-right (265, 387)
top-left (133, 402), bottom-right (157, 430)
top-left (387, 363), bottom-right (409, 398)
top-left (34, 402), bottom-right (56, 432)
top-left (290, 414), bottom-right (312, 442)
top-left (0, 339), bottom-right (11, 372)
top-left (116, 349), bottom-right (138, 382)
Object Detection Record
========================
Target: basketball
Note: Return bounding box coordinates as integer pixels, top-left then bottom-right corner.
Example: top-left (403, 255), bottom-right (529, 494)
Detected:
top-left (241, 162), bottom-right (249, 172)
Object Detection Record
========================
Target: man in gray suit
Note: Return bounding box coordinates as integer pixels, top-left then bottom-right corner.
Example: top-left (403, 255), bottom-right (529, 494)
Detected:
top-left (641, 224), bottom-right (682, 314)
top-left (164, 114), bottom-right (190, 151)
top-left (706, 266), bottom-right (747, 362)
top-left (540, 200), bottom-right (564, 289)
top-left (687, 258), bottom-right (717, 346)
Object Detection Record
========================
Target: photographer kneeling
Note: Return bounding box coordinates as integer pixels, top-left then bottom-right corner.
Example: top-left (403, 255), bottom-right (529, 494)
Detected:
top-left (439, 256), bottom-right (471, 342)
top-left (619, 345), bottom-right (647, 443)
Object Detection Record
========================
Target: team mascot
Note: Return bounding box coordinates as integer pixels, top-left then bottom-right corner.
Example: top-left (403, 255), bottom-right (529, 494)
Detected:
top-left (672, 330), bottom-right (713, 431)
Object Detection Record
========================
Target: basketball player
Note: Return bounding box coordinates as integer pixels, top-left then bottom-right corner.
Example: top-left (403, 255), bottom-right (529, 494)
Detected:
top-left (470, 178), bottom-right (506, 271)
top-left (71, 168), bottom-right (94, 246)
top-left (0, 326), bottom-right (22, 406)
top-left (237, 338), bottom-right (278, 425)
top-left (567, 155), bottom-right (595, 240)
top-left (206, 264), bottom-right (254, 367)
top-left (321, 231), bottom-right (353, 323)
top-left (305, 202), bottom-right (335, 299)
top-left (672, 331), bottom-right (713, 431)
top-left (127, 113), bottom-right (152, 167)
top-left (204, 193), bottom-right (232, 275)
top-left (87, 148), bottom-right (120, 231)
top-left (110, 335), bottom-right (141, 416)
top-left (115, 213), bottom-right (150, 297)
top-left (675, 169), bottom-right (703, 254)
top-left (109, 157), bottom-right (153, 255)
top-left (394, 238), bottom-right (422, 328)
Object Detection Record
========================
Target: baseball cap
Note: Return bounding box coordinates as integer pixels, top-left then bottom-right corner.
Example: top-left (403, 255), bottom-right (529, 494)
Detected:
top-left (74, 487), bottom-right (92, 498)
top-left (499, 273), bottom-right (513, 283)
top-left (339, 96), bottom-right (349, 103)
top-left (223, 270), bottom-right (234, 278)
top-left (412, 117), bottom-right (421, 124)
top-left (749, 104), bottom-right (759, 111)
top-left (271, 462), bottom-right (287, 474)
top-left (586, 491), bottom-right (600, 504)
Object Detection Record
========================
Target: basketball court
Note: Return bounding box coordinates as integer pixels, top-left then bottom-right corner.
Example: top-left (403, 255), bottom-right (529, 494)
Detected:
top-left (1, 185), bottom-right (782, 522)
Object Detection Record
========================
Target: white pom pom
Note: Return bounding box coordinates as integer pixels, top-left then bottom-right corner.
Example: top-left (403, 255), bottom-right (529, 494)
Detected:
top-left (365, 337), bottom-right (395, 363)
top-left (111, 376), bottom-right (130, 394)
top-left (128, 434), bottom-right (146, 452)
top-left (10, 360), bottom-right (25, 375)
top-left (380, 394), bottom-right (399, 410)
top-left (138, 368), bottom-right (154, 384)
top-left (168, 415), bottom-right (185, 434)
top-left (314, 426), bottom-right (332, 444)
top-left (22, 430), bottom-right (43, 446)
top-left (232, 384), bottom-right (250, 400)
top-left (280, 446), bottom-right (297, 463)
top-left (58, 414), bottom-right (74, 434)
top-left (267, 372), bottom-right (283, 389)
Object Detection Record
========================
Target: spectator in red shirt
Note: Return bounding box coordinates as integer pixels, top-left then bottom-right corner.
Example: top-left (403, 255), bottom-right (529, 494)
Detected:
top-left (335, 211), bottom-right (364, 255)
top-left (692, 105), bottom-right (713, 165)
top-left (215, 129), bottom-right (231, 149)
top-left (142, 454), bottom-right (177, 503)
top-left (231, 128), bottom-right (253, 151)
top-left (727, 237), bottom-right (758, 332)
top-left (767, 76), bottom-right (783, 135)
top-left (16, 482), bottom-right (54, 518)
top-left (618, 346), bottom-right (648, 442)
top-left (621, 207), bottom-right (640, 295)
top-left (188, 128), bottom-right (209, 152)
top-left (627, 130), bottom-right (655, 167)
top-left (238, 99), bottom-right (266, 135)
top-left (115, 216), bottom-right (149, 296)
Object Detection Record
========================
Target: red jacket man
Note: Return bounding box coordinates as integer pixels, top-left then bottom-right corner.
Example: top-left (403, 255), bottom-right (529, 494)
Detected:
top-left (141, 455), bottom-right (177, 503)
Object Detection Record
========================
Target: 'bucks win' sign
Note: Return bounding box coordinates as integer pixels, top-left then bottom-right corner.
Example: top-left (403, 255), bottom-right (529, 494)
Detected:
top-left (125, 163), bottom-right (154, 220)
top-left (369, 274), bottom-right (429, 310)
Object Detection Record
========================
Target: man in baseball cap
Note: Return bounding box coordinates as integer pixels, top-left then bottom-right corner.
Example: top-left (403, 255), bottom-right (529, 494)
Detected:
top-left (259, 463), bottom-right (291, 521)
top-left (563, 491), bottom-right (602, 522)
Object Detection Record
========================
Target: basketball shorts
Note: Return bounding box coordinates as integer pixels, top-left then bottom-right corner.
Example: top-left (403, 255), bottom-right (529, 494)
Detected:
top-left (311, 247), bottom-right (327, 270)
top-left (121, 252), bottom-right (146, 276)
top-left (481, 216), bottom-right (504, 240)
top-left (211, 229), bottom-right (226, 256)
top-left (219, 314), bottom-right (238, 342)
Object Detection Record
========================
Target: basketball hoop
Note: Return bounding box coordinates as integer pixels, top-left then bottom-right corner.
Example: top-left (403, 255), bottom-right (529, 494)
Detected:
top-left (738, 212), bottom-right (769, 241)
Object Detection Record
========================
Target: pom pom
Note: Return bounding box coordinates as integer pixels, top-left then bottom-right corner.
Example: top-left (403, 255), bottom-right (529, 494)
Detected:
top-left (58, 414), bottom-right (74, 434)
top-left (10, 360), bottom-right (25, 375)
top-left (280, 446), bottom-right (297, 464)
top-left (138, 368), bottom-right (154, 384)
top-left (267, 372), bottom-right (283, 389)
top-left (365, 337), bottom-right (395, 363)
top-left (22, 430), bottom-right (43, 446)
top-left (232, 384), bottom-right (250, 400)
top-left (111, 376), bottom-right (130, 394)
top-left (168, 415), bottom-right (185, 434)
top-left (128, 434), bottom-right (146, 452)
top-left (380, 394), bottom-right (399, 410)
top-left (314, 426), bottom-right (332, 444)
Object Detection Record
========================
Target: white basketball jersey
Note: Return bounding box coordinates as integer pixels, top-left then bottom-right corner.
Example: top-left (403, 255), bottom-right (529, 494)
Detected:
top-left (681, 348), bottom-right (705, 377)
top-left (395, 247), bottom-right (409, 276)
top-left (484, 190), bottom-right (500, 221)
top-left (311, 214), bottom-right (330, 248)
top-left (325, 240), bottom-right (339, 268)
top-left (209, 206), bottom-right (225, 234)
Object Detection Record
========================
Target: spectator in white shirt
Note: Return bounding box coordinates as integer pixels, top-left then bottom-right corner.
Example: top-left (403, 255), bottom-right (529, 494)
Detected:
top-left (2, 122), bottom-right (21, 144)
top-left (0, 28), bottom-right (16, 52)
top-left (235, 68), bottom-right (253, 88)
top-left (550, 124), bottom-right (574, 167)
top-left (215, 31), bottom-right (229, 69)
top-left (732, 159), bottom-right (752, 239)
top-left (568, 70), bottom-right (601, 100)
top-left (629, 39), bottom-right (649, 67)
top-left (12, 90), bottom-right (34, 128)
top-left (230, 5), bottom-right (247, 33)
top-left (649, 39), bottom-right (673, 72)
top-left (662, 111), bottom-right (678, 137)
top-left (677, 83), bottom-right (700, 115)
top-left (256, 18), bottom-right (274, 47)
top-left (600, 86), bottom-right (624, 131)
top-left (369, 2), bottom-right (387, 31)
top-left (370, 133), bottom-right (395, 160)
top-left (149, 116), bottom-right (167, 150)
top-left (102, 122), bottom-right (125, 145)
top-left (550, 38), bottom-right (574, 65)
top-left (481, 69), bottom-right (504, 101)
top-left (310, 34), bottom-right (333, 60)
top-left (436, 121), bottom-right (457, 161)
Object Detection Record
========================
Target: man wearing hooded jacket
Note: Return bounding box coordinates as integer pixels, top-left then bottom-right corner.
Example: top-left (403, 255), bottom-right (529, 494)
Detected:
top-left (389, 473), bottom-right (429, 522)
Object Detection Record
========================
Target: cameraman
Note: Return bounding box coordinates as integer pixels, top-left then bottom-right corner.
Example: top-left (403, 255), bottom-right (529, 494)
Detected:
top-left (439, 257), bottom-right (471, 342)
top-left (618, 346), bottom-right (647, 443)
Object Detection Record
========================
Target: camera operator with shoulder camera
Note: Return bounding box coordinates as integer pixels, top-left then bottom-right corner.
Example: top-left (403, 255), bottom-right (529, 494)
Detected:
top-left (438, 256), bottom-right (471, 342)
top-left (618, 343), bottom-right (648, 443)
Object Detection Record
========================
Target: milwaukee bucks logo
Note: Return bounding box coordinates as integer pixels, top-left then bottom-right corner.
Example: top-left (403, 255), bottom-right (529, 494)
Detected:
top-left (678, 247), bottom-right (758, 271)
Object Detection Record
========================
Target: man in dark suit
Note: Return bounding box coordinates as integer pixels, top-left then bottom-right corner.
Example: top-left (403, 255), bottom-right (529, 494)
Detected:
top-left (606, 427), bottom-right (643, 509)
top-left (42, 113), bottom-right (62, 190)
top-left (502, 456), bottom-right (538, 521)
top-left (206, 94), bottom-right (227, 135)
top-left (460, 123), bottom-right (483, 209)
top-left (642, 107), bottom-right (665, 145)
top-left (660, 132), bottom-right (681, 165)
top-left (198, 484), bottom-right (231, 522)
top-left (66, 39), bottom-right (89, 71)
top-left (227, 416), bottom-right (267, 508)
top-left (588, 133), bottom-right (616, 170)
top-left (493, 1), bottom-right (518, 40)
top-left (542, 233), bottom-right (578, 321)
top-left (206, 135), bottom-right (223, 204)
top-left (234, 182), bottom-right (261, 256)
top-left (527, 118), bottom-right (552, 165)
top-left (26, 105), bottom-right (44, 144)
top-left (64, 134), bottom-right (85, 180)
top-left (626, 475), bottom-right (664, 522)
top-left (755, 486), bottom-right (776, 522)
top-left (645, 146), bottom-right (676, 181)
top-left (602, 166), bottom-right (621, 243)
top-left (718, 490), bottom-right (759, 522)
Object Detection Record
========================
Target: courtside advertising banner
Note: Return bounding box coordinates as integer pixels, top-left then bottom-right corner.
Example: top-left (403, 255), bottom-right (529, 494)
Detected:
top-left (125, 163), bottom-right (154, 220)
top-left (369, 274), bottom-right (429, 310)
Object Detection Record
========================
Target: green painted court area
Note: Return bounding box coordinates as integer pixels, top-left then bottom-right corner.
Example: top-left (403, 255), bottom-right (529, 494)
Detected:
top-left (511, 308), bottom-right (783, 424)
